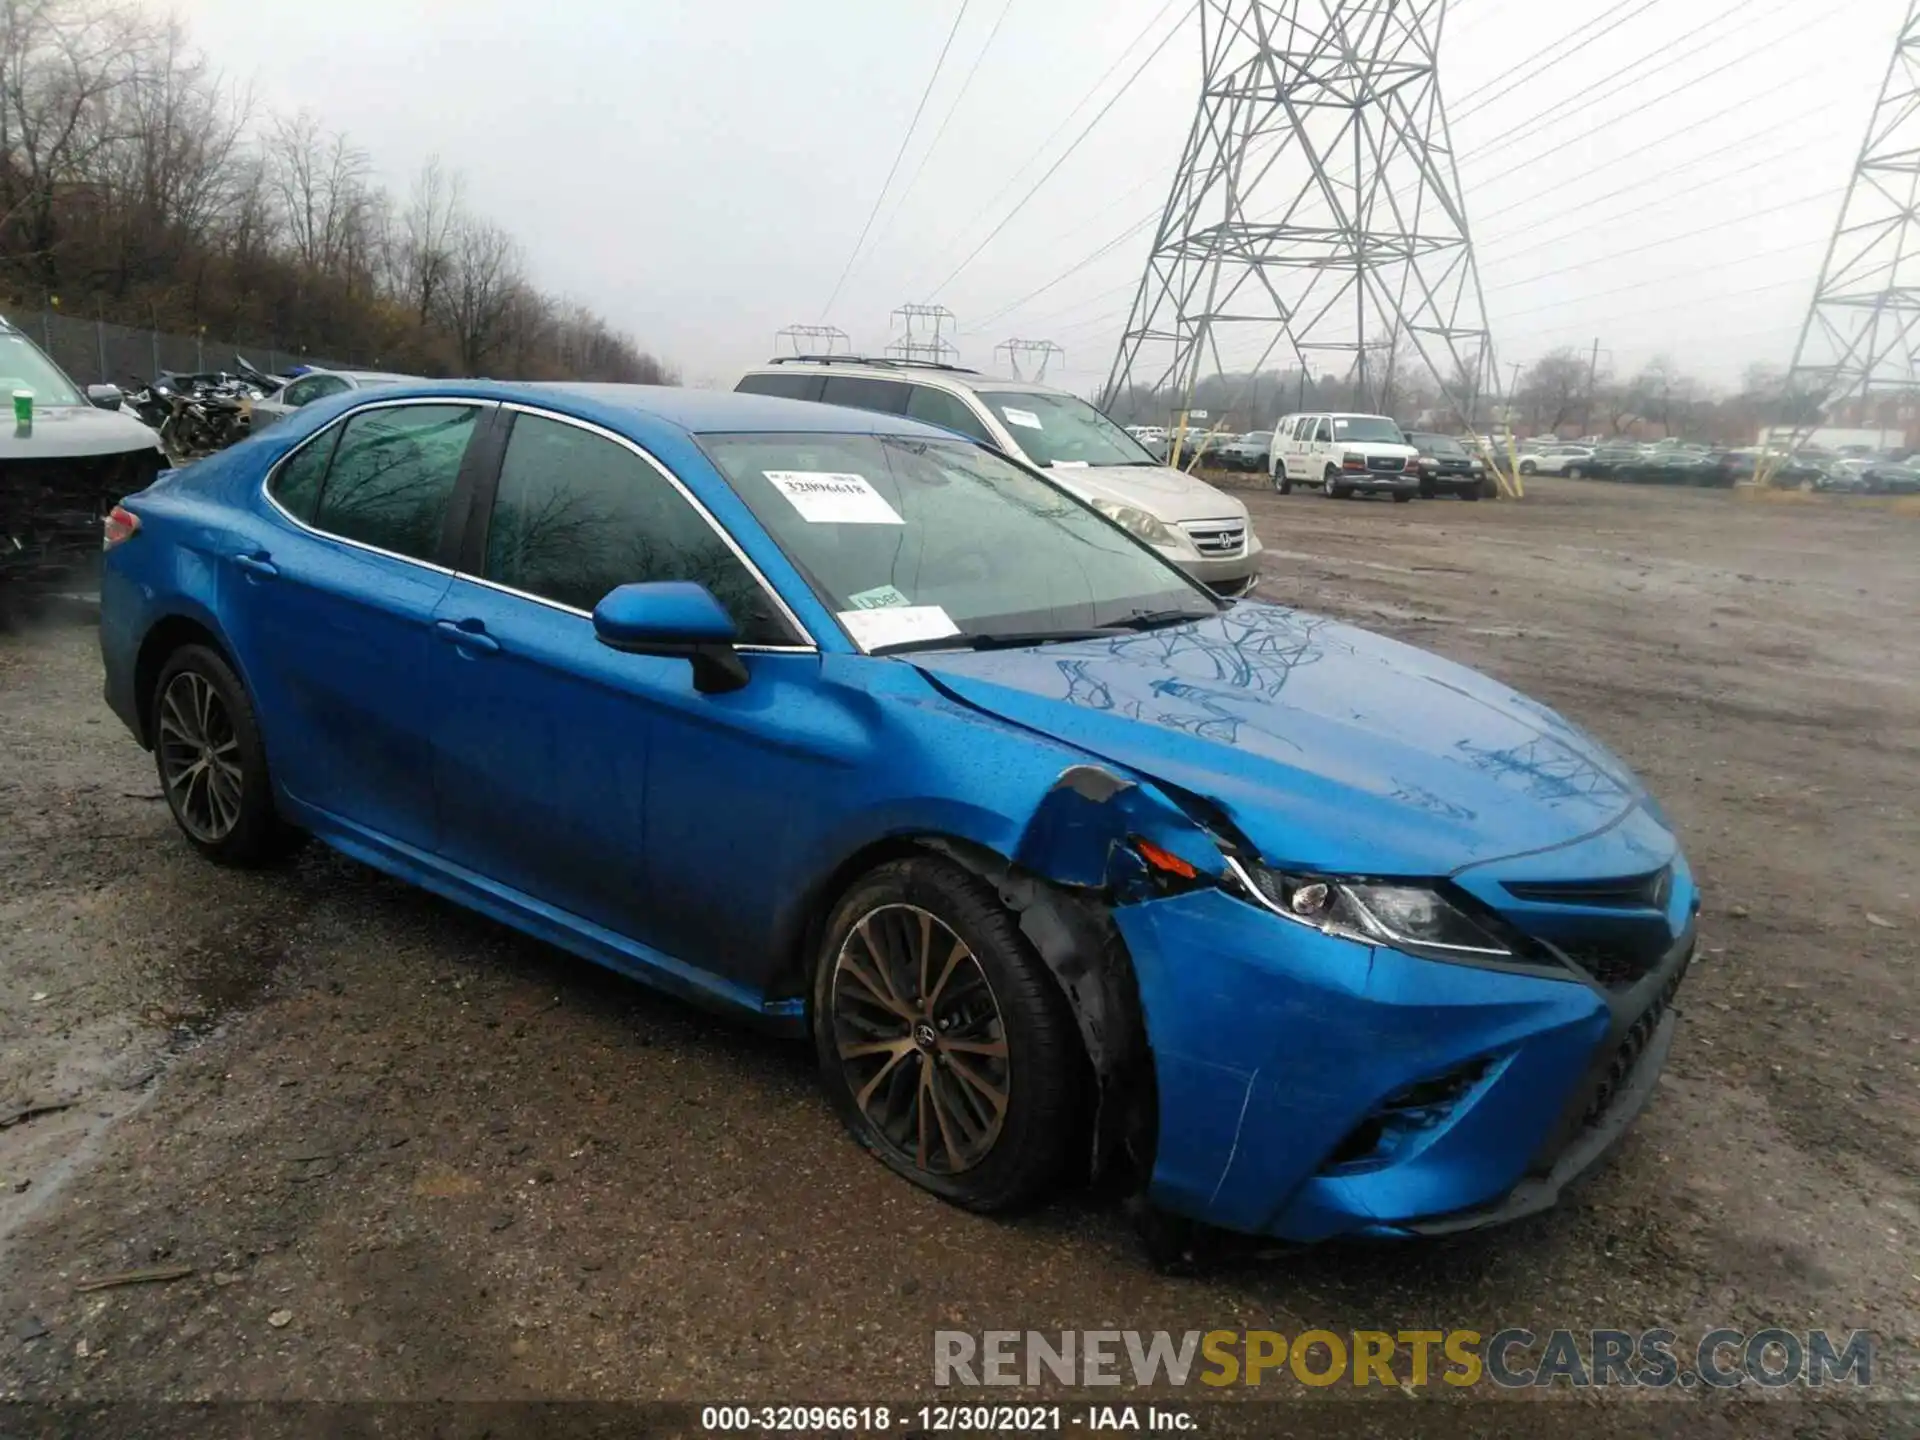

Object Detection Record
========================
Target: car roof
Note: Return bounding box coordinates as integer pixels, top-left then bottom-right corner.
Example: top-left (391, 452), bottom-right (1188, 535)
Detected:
top-left (347, 379), bottom-right (967, 444)
top-left (341, 370), bottom-right (419, 383)
top-left (741, 357), bottom-right (1070, 398)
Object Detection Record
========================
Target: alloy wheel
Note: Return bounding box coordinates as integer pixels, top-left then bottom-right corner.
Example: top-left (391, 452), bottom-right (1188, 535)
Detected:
top-left (828, 903), bottom-right (1010, 1175)
top-left (156, 670), bottom-right (244, 843)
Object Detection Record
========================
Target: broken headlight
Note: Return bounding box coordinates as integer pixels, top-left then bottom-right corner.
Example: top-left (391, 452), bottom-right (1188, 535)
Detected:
top-left (1226, 859), bottom-right (1513, 963)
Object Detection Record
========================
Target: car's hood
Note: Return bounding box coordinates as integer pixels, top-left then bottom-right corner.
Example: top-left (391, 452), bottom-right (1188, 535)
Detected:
top-left (0, 403), bottom-right (162, 460)
top-left (910, 602), bottom-right (1656, 876)
top-left (1043, 463), bottom-right (1247, 523)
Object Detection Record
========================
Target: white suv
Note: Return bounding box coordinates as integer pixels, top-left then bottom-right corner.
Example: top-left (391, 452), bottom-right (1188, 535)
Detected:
top-left (736, 358), bottom-right (1262, 595)
top-left (1269, 411), bottom-right (1421, 501)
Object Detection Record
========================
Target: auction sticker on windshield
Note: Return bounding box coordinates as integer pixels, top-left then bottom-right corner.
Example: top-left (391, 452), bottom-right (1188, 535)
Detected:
top-left (764, 471), bottom-right (903, 525)
top-left (837, 605), bottom-right (960, 652)
top-left (1000, 407), bottom-right (1043, 430)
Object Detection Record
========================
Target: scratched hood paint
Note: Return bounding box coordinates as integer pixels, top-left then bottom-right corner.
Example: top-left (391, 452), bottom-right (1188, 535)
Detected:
top-left (910, 601), bottom-right (1657, 876)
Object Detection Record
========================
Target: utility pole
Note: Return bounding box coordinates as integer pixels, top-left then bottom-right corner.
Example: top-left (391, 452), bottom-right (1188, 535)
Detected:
top-left (1773, 0), bottom-right (1920, 473)
top-left (1102, 0), bottom-right (1496, 442)
top-left (993, 339), bottom-right (1065, 382)
top-left (884, 304), bottom-right (959, 365)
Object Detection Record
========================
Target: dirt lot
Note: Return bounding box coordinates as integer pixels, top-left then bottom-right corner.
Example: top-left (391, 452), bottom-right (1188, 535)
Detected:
top-left (0, 477), bottom-right (1915, 1434)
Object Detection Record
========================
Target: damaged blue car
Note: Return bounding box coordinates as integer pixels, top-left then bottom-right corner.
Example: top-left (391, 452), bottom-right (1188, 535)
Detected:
top-left (98, 383), bottom-right (1697, 1244)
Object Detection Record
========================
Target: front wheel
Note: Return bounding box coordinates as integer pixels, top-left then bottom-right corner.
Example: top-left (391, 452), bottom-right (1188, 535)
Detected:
top-left (1391, 491), bottom-right (1413, 504)
top-left (1273, 468), bottom-right (1292, 495)
top-left (812, 856), bottom-right (1085, 1213)
top-left (1519, 460), bottom-right (1538, 476)
top-left (1566, 465), bottom-right (1585, 479)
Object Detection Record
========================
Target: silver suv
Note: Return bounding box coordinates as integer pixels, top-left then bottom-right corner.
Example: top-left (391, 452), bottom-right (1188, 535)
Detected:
top-left (735, 358), bottom-right (1262, 596)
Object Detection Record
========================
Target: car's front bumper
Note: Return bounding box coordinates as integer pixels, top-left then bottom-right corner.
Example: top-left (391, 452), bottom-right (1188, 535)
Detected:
top-left (1111, 860), bottom-right (1694, 1243)
top-left (1163, 531), bottom-right (1263, 595)
top-left (1336, 471), bottom-right (1419, 495)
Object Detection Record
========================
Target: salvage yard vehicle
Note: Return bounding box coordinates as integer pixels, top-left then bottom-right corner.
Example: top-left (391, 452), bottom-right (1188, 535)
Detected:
top-left (737, 356), bottom-right (1260, 597)
top-left (1214, 430), bottom-right (1275, 472)
top-left (1517, 443), bottom-right (1595, 476)
top-left (247, 367), bottom-right (420, 433)
top-left (1, 314), bottom-right (168, 603)
top-left (1403, 431), bottom-right (1488, 499)
top-left (1269, 410), bottom-right (1420, 501)
top-left (98, 382), bottom-right (1698, 1245)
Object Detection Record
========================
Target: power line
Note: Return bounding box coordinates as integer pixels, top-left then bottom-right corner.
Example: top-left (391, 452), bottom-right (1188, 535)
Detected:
top-left (819, 0), bottom-right (973, 320)
top-left (1448, 0), bottom-right (1664, 122)
top-left (910, 0), bottom-right (1189, 298)
top-left (858, 0), bottom-right (1019, 278)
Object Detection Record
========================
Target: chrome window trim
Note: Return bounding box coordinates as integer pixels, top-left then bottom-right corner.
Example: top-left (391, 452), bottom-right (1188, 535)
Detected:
top-left (259, 394), bottom-right (489, 576)
top-left (494, 401), bottom-right (817, 651)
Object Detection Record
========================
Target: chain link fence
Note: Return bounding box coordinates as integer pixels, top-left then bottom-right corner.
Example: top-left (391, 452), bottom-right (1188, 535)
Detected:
top-left (15, 308), bottom-right (363, 387)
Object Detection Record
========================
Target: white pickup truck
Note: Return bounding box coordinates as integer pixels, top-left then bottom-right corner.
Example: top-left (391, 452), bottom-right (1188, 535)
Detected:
top-left (1268, 411), bottom-right (1422, 501)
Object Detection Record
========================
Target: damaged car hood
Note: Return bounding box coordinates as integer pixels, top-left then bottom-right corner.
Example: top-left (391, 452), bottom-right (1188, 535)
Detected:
top-left (909, 602), bottom-right (1654, 876)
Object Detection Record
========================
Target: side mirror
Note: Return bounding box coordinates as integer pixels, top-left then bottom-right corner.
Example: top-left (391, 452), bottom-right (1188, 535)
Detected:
top-left (87, 384), bottom-right (124, 411)
top-left (592, 581), bottom-right (748, 694)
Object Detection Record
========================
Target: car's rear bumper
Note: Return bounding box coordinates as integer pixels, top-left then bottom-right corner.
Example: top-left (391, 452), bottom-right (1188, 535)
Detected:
top-left (1112, 869), bottom-right (1693, 1243)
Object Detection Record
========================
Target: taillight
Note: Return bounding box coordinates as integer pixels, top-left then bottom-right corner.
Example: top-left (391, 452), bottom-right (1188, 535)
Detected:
top-left (102, 504), bottom-right (140, 550)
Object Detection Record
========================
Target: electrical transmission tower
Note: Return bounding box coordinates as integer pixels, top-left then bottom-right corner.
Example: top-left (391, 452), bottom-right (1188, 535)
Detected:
top-left (1101, 0), bottom-right (1495, 431)
top-left (776, 324), bottom-right (850, 357)
top-left (994, 339), bottom-right (1066, 381)
top-left (1776, 0), bottom-right (1920, 451)
top-left (885, 303), bottom-right (960, 364)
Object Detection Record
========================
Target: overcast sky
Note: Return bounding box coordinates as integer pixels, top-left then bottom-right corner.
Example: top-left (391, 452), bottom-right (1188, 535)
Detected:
top-left (160, 0), bottom-right (1897, 394)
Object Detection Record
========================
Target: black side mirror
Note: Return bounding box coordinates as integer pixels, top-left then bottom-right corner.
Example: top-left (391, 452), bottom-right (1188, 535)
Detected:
top-left (86, 384), bottom-right (124, 411)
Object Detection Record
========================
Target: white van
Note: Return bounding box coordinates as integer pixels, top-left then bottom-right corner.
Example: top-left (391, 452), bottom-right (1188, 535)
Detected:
top-left (1269, 412), bottom-right (1422, 501)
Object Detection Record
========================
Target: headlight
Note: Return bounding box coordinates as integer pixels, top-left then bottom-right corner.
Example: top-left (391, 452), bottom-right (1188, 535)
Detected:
top-left (1226, 859), bottom-right (1513, 962)
top-left (1091, 498), bottom-right (1185, 549)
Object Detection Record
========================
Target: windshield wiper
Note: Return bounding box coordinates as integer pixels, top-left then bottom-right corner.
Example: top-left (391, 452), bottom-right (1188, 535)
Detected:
top-left (873, 628), bottom-right (1123, 657)
top-left (1112, 607), bottom-right (1220, 631)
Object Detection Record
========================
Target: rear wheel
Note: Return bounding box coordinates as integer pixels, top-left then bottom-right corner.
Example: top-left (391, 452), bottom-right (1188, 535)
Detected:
top-left (1519, 459), bottom-right (1538, 476)
top-left (812, 856), bottom-right (1085, 1212)
top-left (1566, 465), bottom-right (1585, 479)
top-left (151, 644), bottom-right (301, 865)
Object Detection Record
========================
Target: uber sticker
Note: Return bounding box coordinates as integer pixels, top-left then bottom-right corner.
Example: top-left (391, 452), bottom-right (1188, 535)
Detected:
top-left (763, 470), bottom-right (904, 525)
top-left (1000, 407), bottom-right (1044, 430)
top-left (847, 583), bottom-right (912, 610)
top-left (837, 605), bottom-right (961, 652)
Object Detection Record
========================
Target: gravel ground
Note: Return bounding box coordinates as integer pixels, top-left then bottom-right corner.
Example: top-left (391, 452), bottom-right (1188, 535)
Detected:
top-left (0, 477), bottom-right (1915, 1436)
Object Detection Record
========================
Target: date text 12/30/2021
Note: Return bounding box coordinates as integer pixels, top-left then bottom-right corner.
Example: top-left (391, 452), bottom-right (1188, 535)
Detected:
top-left (700, 1405), bottom-right (1194, 1432)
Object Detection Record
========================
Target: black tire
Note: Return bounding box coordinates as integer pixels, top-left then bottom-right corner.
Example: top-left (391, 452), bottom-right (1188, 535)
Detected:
top-left (1273, 468), bottom-right (1292, 495)
top-left (1323, 464), bottom-right (1342, 488)
top-left (1462, 483), bottom-right (1485, 501)
top-left (1566, 465), bottom-right (1585, 479)
top-left (812, 855), bottom-right (1085, 1213)
top-left (1419, 476), bottom-right (1436, 499)
top-left (1391, 491), bottom-right (1413, 504)
top-left (150, 643), bottom-right (302, 866)
top-left (1330, 484), bottom-right (1353, 500)
top-left (1519, 459), bottom-right (1537, 476)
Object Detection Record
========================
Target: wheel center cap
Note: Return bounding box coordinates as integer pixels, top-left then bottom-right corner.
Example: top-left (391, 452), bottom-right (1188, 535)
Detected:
top-left (913, 1021), bottom-right (939, 1051)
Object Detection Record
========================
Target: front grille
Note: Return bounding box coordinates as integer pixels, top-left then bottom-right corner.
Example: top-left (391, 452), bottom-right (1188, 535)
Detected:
top-left (1180, 520), bottom-right (1246, 557)
top-left (1366, 455), bottom-right (1406, 473)
top-left (1580, 957), bottom-right (1688, 1130)
top-left (1505, 867), bottom-right (1671, 910)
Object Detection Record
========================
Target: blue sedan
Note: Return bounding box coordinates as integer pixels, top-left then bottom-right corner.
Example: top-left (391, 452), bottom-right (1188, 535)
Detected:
top-left (98, 383), bottom-right (1696, 1243)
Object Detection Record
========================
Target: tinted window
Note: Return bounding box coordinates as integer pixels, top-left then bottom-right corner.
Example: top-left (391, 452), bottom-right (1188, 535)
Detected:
top-left (819, 376), bottom-right (910, 415)
top-left (269, 427), bottom-right (340, 523)
top-left (483, 413), bottom-right (791, 644)
top-left (905, 385), bottom-right (994, 443)
top-left (310, 403), bottom-right (479, 562)
top-left (736, 371), bottom-right (825, 402)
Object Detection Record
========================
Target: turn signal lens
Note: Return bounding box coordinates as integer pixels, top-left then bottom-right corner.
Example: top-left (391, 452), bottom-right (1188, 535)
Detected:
top-left (1134, 838), bottom-right (1198, 880)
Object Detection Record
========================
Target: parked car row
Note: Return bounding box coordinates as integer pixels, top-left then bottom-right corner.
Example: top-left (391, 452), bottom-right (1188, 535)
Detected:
top-left (1264, 412), bottom-right (1491, 502)
top-left (1517, 437), bottom-right (1903, 489)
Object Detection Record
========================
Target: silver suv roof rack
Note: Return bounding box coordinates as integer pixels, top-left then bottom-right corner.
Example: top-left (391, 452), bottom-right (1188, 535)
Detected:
top-left (765, 354), bottom-right (980, 375)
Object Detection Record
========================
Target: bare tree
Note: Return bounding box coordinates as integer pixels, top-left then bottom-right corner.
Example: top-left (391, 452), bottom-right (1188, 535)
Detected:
top-left (439, 214), bottom-right (523, 372)
top-left (1518, 348), bottom-right (1590, 435)
top-left (396, 155), bottom-right (463, 327)
top-left (264, 111), bottom-right (369, 277)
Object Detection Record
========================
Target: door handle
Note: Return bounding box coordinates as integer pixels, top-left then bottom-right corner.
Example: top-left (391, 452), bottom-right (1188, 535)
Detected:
top-left (435, 619), bottom-right (501, 654)
top-left (233, 552), bottom-right (278, 579)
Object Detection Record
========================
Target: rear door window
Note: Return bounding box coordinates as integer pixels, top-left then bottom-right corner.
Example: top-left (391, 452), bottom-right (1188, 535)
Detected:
top-left (268, 428), bottom-right (340, 523)
top-left (819, 376), bottom-right (911, 416)
top-left (308, 403), bottom-right (482, 563)
top-left (735, 371), bottom-right (826, 402)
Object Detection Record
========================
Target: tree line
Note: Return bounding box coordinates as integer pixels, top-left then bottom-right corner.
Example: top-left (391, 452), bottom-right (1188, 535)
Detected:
top-left (0, 0), bottom-right (674, 382)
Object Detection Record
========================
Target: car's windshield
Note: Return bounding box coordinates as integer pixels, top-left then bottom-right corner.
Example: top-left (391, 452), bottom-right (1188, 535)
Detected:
top-left (1423, 436), bottom-right (1467, 457)
top-left (1330, 415), bottom-right (1405, 443)
top-left (0, 331), bottom-right (84, 406)
top-left (702, 432), bottom-right (1212, 652)
top-left (1242, 431), bottom-right (1273, 445)
top-left (977, 390), bottom-right (1158, 469)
